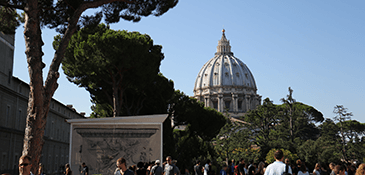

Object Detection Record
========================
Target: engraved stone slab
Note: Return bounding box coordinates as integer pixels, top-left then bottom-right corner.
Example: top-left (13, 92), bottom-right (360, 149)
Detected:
top-left (67, 114), bottom-right (167, 175)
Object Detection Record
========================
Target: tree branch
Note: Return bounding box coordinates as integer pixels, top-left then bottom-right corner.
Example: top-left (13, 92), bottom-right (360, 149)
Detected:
top-left (0, 2), bottom-right (25, 10)
top-left (44, 0), bottom-right (139, 100)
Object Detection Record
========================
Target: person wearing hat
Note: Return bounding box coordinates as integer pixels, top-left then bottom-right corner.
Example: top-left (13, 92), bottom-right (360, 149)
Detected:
top-left (151, 160), bottom-right (163, 175)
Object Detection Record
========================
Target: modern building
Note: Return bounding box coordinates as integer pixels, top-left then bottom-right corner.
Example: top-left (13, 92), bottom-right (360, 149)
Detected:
top-left (193, 30), bottom-right (261, 117)
top-left (0, 32), bottom-right (85, 174)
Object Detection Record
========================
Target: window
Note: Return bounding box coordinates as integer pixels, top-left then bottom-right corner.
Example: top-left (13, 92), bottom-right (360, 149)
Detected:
top-left (16, 109), bottom-right (22, 129)
top-left (51, 121), bottom-right (54, 139)
top-left (48, 155), bottom-right (52, 172)
top-left (6, 105), bottom-right (10, 126)
top-left (2, 153), bottom-right (8, 170)
top-left (213, 101), bottom-right (218, 110)
top-left (14, 154), bottom-right (19, 169)
top-left (238, 100), bottom-right (243, 110)
top-left (225, 101), bottom-right (230, 110)
top-left (8, 70), bottom-right (12, 84)
top-left (55, 155), bottom-right (58, 172)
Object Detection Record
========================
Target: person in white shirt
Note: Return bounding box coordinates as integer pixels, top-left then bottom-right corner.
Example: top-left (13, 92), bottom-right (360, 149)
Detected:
top-left (264, 150), bottom-right (292, 175)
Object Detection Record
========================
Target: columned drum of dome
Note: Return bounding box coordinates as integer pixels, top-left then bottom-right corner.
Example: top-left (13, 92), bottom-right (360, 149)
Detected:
top-left (193, 30), bottom-right (261, 117)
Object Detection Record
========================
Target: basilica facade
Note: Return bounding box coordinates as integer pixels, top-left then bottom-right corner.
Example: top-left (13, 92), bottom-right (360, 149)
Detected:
top-left (193, 30), bottom-right (261, 117)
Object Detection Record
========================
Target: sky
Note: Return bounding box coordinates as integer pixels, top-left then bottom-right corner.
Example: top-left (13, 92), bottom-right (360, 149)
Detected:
top-left (12, 0), bottom-right (365, 123)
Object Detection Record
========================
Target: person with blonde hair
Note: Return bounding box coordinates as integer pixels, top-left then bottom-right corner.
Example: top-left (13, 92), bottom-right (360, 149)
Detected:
top-left (355, 164), bottom-right (365, 175)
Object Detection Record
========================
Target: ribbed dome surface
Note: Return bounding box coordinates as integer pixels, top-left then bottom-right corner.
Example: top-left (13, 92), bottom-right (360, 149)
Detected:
top-left (194, 31), bottom-right (257, 92)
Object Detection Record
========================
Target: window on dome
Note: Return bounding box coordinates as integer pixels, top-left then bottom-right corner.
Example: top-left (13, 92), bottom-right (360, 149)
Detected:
top-left (225, 72), bottom-right (229, 76)
top-left (236, 72), bottom-right (239, 77)
top-left (245, 73), bottom-right (248, 78)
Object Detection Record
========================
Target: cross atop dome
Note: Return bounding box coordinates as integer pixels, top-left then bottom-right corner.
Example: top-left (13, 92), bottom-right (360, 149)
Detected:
top-left (216, 29), bottom-right (232, 55)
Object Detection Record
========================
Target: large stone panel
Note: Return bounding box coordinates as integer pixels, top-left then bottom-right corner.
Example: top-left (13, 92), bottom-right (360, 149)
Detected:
top-left (67, 114), bottom-right (167, 175)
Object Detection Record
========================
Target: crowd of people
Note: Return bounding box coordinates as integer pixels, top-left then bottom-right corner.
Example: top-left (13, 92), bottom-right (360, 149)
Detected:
top-left (8, 150), bottom-right (365, 175)
top-left (191, 150), bottom-right (365, 175)
top-left (111, 151), bottom-right (365, 175)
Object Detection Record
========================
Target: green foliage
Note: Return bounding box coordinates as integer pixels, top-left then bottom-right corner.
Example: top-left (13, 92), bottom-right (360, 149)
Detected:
top-left (56, 24), bottom-right (166, 117)
top-left (332, 105), bottom-right (363, 161)
top-left (166, 90), bottom-right (226, 171)
top-left (214, 118), bottom-right (260, 163)
top-left (243, 88), bottom-right (324, 161)
top-left (0, 7), bottom-right (23, 34)
top-left (121, 73), bottom-right (174, 116)
top-left (244, 98), bottom-right (280, 160)
top-left (89, 100), bottom-right (113, 118)
top-left (1, 0), bottom-right (178, 34)
top-left (265, 148), bottom-right (298, 164)
top-left (169, 91), bottom-right (227, 141)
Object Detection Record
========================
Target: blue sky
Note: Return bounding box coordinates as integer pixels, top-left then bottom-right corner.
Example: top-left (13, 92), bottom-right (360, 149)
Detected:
top-left (13, 0), bottom-right (364, 123)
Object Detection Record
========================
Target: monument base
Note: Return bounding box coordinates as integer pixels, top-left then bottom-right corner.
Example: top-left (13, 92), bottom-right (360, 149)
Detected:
top-left (67, 114), bottom-right (167, 175)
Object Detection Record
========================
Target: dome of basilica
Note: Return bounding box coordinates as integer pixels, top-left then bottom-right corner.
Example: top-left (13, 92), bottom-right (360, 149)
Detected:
top-left (193, 30), bottom-right (261, 116)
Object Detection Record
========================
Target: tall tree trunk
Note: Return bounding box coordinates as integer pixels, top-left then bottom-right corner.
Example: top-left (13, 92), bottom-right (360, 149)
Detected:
top-left (22, 1), bottom-right (49, 174)
top-left (21, 0), bottom-right (81, 172)
top-left (113, 82), bottom-right (119, 117)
